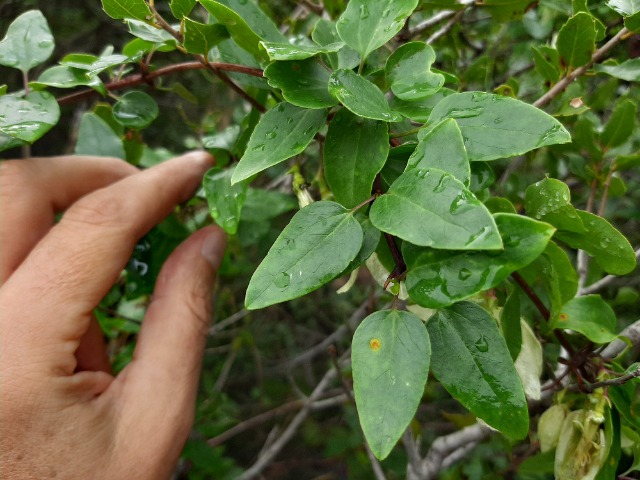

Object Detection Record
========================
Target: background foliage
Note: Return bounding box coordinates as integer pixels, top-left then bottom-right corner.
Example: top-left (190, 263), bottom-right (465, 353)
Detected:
top-left (1, 0), bottom-right (640, 478)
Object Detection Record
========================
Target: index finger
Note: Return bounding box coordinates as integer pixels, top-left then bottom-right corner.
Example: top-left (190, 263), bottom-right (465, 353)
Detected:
top-left (2, 151), bottom-right (214, 364)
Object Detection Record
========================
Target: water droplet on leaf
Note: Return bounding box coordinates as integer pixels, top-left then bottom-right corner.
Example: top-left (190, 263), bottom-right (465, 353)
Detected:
top-left (458, 268), bottom-right (472, 280)
top-left (274, 272), bottom-right (291, 288)
top-left (475, 335), bottom-right (489, 352)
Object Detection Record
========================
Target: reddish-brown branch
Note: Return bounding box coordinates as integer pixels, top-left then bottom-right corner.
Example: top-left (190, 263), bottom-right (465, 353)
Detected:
top-left (57, 61), bottom-right (264, 106)
top-left (511, 272), bottom-right (576, 357)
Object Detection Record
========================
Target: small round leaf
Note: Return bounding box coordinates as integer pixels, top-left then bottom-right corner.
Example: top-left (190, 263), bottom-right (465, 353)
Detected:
top-left (113, 91), bottom-right (159, 130)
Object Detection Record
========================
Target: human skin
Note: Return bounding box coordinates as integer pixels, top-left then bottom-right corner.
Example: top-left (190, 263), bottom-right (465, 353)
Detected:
top-left (0, 152), bottom-right (226, 479)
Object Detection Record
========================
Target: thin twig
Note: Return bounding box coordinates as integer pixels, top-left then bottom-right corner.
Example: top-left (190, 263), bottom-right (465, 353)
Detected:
top-left (57, 61), bottom-right (263, 105)
top-left (580, 248), bottom-right (640, 295)
top-left (578, 365), bottom-right (640, 393)
top-left (209, 308), bottom-right (250, 335)
top-left (236, 354), bottom-right (347, 480)
top-left (426, 7), bottom-right (467, 45)
top-left (365, 442), bottom-right (388, 480)
top-left (275, 297), bottom-right (378, 373)
top-left (207, 392), bottom-right (347, 447)
top-left (406, 423), bottom-right (492, 480)
top-left (533, 27), bottom-right (629, 108)
top-left (510, 272), bottom-right (550, 320)
top-left (409, 0), bottom-right (474, 41)
top-left (601, 317), bottom-right (640, 358)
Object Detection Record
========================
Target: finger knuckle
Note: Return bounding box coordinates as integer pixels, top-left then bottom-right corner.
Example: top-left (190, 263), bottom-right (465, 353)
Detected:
top-left (62, 192), bottom-right (130, 229)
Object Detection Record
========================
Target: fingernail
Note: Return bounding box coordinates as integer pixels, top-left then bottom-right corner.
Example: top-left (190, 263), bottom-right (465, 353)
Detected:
top-left (184, 150), bottom-right (215, 170)
top-left (201, 228), bottom-right (225, 269)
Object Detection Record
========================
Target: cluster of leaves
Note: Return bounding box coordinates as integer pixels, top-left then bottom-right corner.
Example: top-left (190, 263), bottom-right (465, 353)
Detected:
top-left (1, 0), bottom-right (639, 478)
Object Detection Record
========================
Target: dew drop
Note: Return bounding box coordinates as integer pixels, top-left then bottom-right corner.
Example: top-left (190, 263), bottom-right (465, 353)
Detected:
top-left (433, 174), bottom-right (448, 193)
top-left (447, 106), bottom-right (483, 119)
top-left (359, 4), bottom-right (370, 19)
top-left (475, 335), bottom-right (489, 352)
top-left (285, 238), bottom-right (296, 249)
top-left (274, 272), bottom-right (291, 288)
top-left (458, 268), bottom-right (472, 280)
top-left (416, 169), bottom-right (429, 179)
top-left (504, 236), bottom-right (521, 248)
top-left (265, 130), bottom-right (277, 139)
top-left (303, 125), bottom-right (316, 135)
top-left (449, 192), bottom-right (474, 214)
top-left (222, 217), bottom-right (237, 231)
top-left (252, 143), bottom-right (266, 151)
top-left (465, 226), bottom-right (493, 247)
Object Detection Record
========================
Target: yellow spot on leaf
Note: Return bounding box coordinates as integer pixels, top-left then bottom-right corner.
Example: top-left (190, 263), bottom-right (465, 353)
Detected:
top-left (369, 338), bottom-right (381, 351)
top-left (559, 313), bottom-right (568, 321)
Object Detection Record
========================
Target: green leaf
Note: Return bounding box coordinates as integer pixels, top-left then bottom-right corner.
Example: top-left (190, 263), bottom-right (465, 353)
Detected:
top-left (112, 91), bottom-right (159, 130)
top-left (0, 133), bottom-right (27, 153)
top-left (551, 295), bottom-right (617, 343)
top-left (390, 88), bottom-right (456, 123)
top-left (329, 69), bottom-right (401, 122)
top-left (127, 19), bottom-right (177, 45)
top-left (199, 0), bottom-right (268, 62)
top-left (349, 216), bottom-right (381, 269)
top-left (557, 13), bottom-right (596, 68)
top-left (352, 310), bottom-right (430, 460)
top-left (231, 102), bottom-right (327, 184)
top-left (370, 169), bottom-right (502, 250)
top-left (30, 66), bottom-right (106, 95)
top-left (514, 320), bottom-right (543, 401)
top-left (0, 10), bottom-right (54, 73)
top-left (336, 0), bottom-right (419, 60)
top-left (595, 408), bottom-right (621, 480)
top-left (428, 92), bottom-right (571, 161)
top-left (203, 167), bottom-right (247, 235)
top-left (519, 241), bottom-right (578, 315)
top-left (311, 19), bottom-right (360, 70)
top-left (607, 0), bottom-right (640, 31)
top-left (170, 0), bottom-right (197, 18)
top-left (405, 213), bottom-right (554, 308)
top-left (214, 0), bottom-right (285, 42)
top-left (75, 112), bottom-right (126, 159)
top-left (385, 42), bottom-right (444, 100)
top-left (601, 98), bottom-right (637, 149)
top-left (555, 210), bottom-right (636, 275)
top-left (60, 53), bottom-right (131, 76)
top-left (260, 41), bottom-right (344, 61)
top-left (427, 302), bottom-right (529, 439)
top-left (245, 201), bottom-right (363, 309)
top-left (407, 119), bottom-right (470, 186)
top-left (217, 38), bottom-right (268, 90)
top-left (0, 92), bottom-right (60, 143)
top-left (480, 0), bottom-right (535, 21)
top-left (324, 109), bottom-right (389, 208)
top-left (532, 45), bottom-right (562, 83)
top-left (609, 377), bottom-right (640, 430)
top-left (594, 58), bottom-right (640, 82)
top-left (183, 19), bottom-right (229, 55)
top-left (501, 288), bottom-right (522, 361)
top-left (101, 0), bottom-right (152, 21)
top-left (264, 59), bottom-right (338, 109)
top-left (240, 188), bottom-right (297, 222)
top-left (524, 178), bottom-right (585, 233)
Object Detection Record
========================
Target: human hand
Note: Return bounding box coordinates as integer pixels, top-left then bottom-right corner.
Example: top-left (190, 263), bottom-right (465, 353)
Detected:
top-left (0, 152), bottom-right (226, 479)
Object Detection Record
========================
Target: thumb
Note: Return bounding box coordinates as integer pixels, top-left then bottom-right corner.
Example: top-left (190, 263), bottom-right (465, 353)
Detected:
top-left (112, 225), bottom-right (226, 458)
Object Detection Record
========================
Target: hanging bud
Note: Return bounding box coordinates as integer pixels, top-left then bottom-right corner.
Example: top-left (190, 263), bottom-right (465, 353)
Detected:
top-left (554, 408), bottom-right (607, 480)
top-left (539, 404), bottom-right (568, 452)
